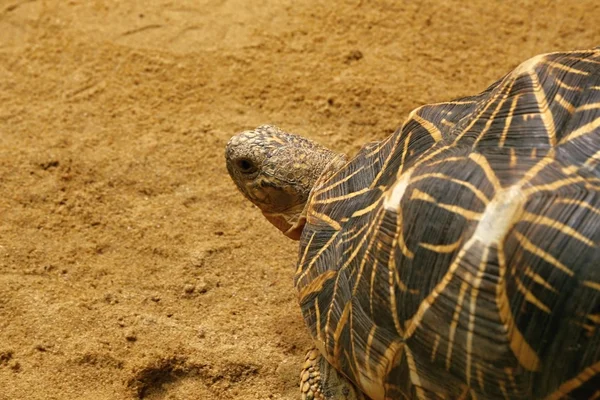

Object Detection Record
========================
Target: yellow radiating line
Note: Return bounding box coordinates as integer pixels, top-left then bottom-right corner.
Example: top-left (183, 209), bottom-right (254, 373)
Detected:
top-left (505, 367), bottom-right (518, 393)
top-left (330, 208), bottom-right (386, 347)
top-left (420, 238), bottom-right (463, 254)
top-left (499, 94), bottom-right (521, 147)
top-left (411, 188), bottom-right (436, 203)
top-left (353, 209), bottom-right (385, 296)
top-left (349, 306), bottom-right (361, 381)
top-left (576, 56), bottom-right (600, 65)
top-left (389, 239), bottom-right (405, 336)
top-left (455, 81), bottom-right (509, 143)
top-left (509, 147), bottom-right (517, 167)
top-left (435, 99), bottom-right (478, 106)
top-left (576, 102), bottom-right (600, 112)
top-left (351, 198), bottom-right (382, 218)
top-left (404, 345), bottom-right (427, 400)
top-left (404, 237), bottom-right (476, 338)
top-left (559, 116), bottom-right (600, 144)
top-left (514, 275), bottom-right (551, 313)
top-left (523, 175), bottom-right (586, 196)
top-left (343, 349), bottom-right (361, 388)
top-left (446, 274), bottom-right (471, 371)
top-left (529, 69), bottom-right (557, 145)
top-left (469, 153), bottom-right (502, 191)
top-left (523, 265), bottom-right (558, 293)
top-left (587, 181), bottom-right (600, 191)
top-left (547, 60), bottom-right (589, 76)
top-left (514, 231), bottom-right (574, 276)
top-left (296, 232), bottom-right (316, 274)
top-left (544, 361), bottom-right (600, 400)
top-left (576, 321), bottom-right (596, 334)
top-left (555, 77), bottom-right (583, 92)
top-left (296, 231), bottom-right (340, 284)
top-left (430, 333), bottom-right (441, 362)
top-left (394, 201), bottom-right (415, 260)
top-left (397, 130), bottom-right (413, 178)
top-left (343, 223), bottom-right (369, 243)
top-left (515, 151), bottom-right (555, 188)
top-left (332, 302), bottom-right (352, 363)
top-left (466, 247), bottom-right (489, 386)
top-left (365, 141), bottom-right (383, 158)
top-left (555, 92), bottom-right (575, 113)
top-left (314, 298), bottom-right (322, 341)
top-left (426, 156), bottom-right (467, 167)
top-left (411, 113), bottom-right (443, 142)
top-left (438, 203), bottom-right (482, 220)
top-left (583, 280), bottom-right (600, 291)
top-left (364, 325), bottom-right (377, 375)
top-left (588, 314), bottom-right (600, 324)
top-left (562, 165), bottom-right (579, 175)
top-left (521, 211), bottom-right (595, 247)
top-left (410, 172), bottom-right (490, 204)
top-left (474, 77), bottom-right (516, 147)
top-left (592, 86), bottom-right (600, 91)
top-left (313, 165), bottom-right (365, 196)
top-left (381, 341), bottom-right (405, 392)
top-left (370, 134), bottom-right (401, 188)
top-left (412, 187), bottom-right (482, 221)
top-left (370, 253), bottom-right (378, 317)
top-left (298, 270), bottom-right (338, 301)
top-left (476, 363), bottom-right (486, 392)
top-left (584, 149), bottom-right (600, 168)
top-left (412, 144), bottom-right (450, 171)
top-left (314, 187), bottom-right (371, 205)
top-left (308, 210), bottom-right (342, 230)
top-left (496, 244), bottom-right (541, 371)
top-left (394, 266), bottom-right (411, 293)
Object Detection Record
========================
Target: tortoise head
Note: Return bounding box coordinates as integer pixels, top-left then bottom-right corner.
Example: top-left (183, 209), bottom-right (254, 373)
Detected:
top-left (226, 125), bottom-right (346, 240)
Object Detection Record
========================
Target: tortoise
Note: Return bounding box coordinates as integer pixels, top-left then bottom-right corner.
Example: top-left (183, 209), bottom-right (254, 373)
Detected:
top-left (225, 47), bottom-right (600, 399)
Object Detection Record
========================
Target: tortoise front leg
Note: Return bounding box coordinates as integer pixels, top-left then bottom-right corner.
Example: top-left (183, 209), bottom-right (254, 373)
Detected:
top-left (300, 348), bottom-right (366, 400)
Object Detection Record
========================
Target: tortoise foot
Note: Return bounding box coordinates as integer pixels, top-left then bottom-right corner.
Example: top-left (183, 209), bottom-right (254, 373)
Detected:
top-left (300, 348), bottom-right (365, 400)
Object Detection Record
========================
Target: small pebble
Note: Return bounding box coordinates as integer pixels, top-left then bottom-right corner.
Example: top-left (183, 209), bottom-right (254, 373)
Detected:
top-left (9, 360), bottom-right (20, 372)
top-left (197, 327), bottom-right (206, 339)
top-left (184, 284), bottom-right (195, 294)
top-left (125, 331), bottom-right (137, 342)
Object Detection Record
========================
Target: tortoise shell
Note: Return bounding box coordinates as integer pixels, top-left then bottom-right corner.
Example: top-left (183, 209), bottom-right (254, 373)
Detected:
top-left (295, 48), bottom-right (600, 399)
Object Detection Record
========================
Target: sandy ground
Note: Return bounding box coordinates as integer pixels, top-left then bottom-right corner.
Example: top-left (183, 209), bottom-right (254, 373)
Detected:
top-left (0, 1), bottom-right (598, 399)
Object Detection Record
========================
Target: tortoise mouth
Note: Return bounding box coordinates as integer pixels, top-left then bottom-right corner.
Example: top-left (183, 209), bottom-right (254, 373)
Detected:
top-left (246, 180), bottom-right (308, 213)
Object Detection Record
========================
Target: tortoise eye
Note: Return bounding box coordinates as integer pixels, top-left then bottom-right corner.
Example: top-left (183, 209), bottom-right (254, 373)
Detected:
top-left (236, 158), bottom-right (257, 174)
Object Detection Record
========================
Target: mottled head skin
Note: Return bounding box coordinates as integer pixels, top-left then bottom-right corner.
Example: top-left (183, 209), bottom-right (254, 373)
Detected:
top-left (226, 125), bottom-right (346, 240)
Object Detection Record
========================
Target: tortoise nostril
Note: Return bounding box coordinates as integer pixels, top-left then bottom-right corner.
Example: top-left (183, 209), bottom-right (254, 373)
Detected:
top-left (236, 158), bottom-right (257, 174)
